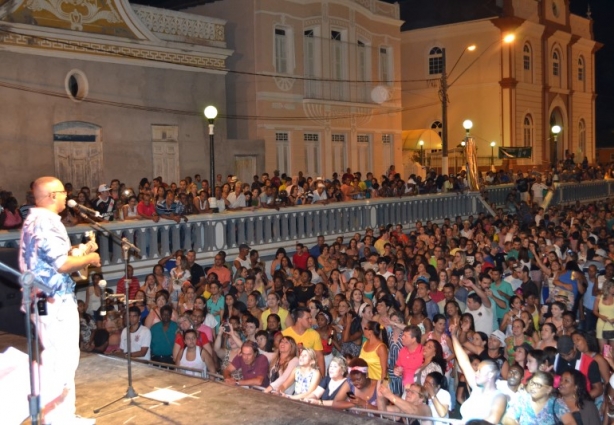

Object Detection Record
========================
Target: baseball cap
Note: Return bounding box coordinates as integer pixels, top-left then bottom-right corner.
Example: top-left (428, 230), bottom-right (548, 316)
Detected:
top-left (98, 184), bottom-right (110, 192)
top-left (557, 335), bottom-right (574, 355)
top-left (490, 330), bottom-right (506, 346)
top-left (595, 249), bottom-right (607, 258)
top-left (239, 243), bottom-right (250, 250)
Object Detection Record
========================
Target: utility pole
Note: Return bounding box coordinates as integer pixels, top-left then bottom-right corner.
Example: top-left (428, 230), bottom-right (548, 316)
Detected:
top-left (440, 48), bottom-right (449, 176)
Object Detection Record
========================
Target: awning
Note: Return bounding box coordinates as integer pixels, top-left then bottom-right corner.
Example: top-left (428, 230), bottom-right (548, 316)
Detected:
top-left (402, 129), bottom-right (442, 150)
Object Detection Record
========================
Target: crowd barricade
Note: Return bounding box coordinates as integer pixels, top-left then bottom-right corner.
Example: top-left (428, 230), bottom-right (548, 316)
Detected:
top-left (2, 181), bottom-right (612, 280)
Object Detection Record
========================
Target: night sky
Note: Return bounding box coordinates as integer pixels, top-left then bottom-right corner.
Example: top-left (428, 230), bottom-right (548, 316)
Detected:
top-left (570, 0), bottom-right (614, 147)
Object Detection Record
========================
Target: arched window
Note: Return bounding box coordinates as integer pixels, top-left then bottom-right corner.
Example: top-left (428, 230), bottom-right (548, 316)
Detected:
top-left (428, 47), bottom-right (443, 75)
top-left (579, 119), bottom-right (586, 155)
top-left (552, 50), bottom-right (560, 77)
top-left (431, 120), bottom-right (443, 138)
top-left (523, 115), bottom-right (533, 146)
top-left (578, 56), bottom-right (585, 81)
top-left (523, 44), bottom-right (531, 71)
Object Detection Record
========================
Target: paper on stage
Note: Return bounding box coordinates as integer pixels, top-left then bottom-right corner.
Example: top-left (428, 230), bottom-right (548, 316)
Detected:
top-left (141, 388), bottom-right (192, 404)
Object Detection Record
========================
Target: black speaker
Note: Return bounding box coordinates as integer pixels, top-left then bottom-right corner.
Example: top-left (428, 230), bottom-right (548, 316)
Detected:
top-left (0, 248), bottom-right (26, 336)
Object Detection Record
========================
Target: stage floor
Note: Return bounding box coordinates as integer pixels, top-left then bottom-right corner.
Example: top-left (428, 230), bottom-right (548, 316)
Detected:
top-left (0, 333), bottom-right (389, 425)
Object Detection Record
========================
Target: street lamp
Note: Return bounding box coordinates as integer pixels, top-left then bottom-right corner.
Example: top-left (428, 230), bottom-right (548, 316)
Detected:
top-left (418, 140), bottom-right (424, 165)
top-left (204, 105), bottom-right (218, 188)
top-left (490, 141), bottom-right (496, 166)
top-left (440, 44), bottom-right (476, 176)
top-left (551, 125), bottom-right (561, 170)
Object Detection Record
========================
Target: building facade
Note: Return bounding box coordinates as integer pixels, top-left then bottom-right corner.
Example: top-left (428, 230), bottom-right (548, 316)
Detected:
top-left (400, 0), bottom-right (599, 171)
top-left (0, 0), bottom-right (240, 197)
top-left (185, 0), bottom-right (404, 181)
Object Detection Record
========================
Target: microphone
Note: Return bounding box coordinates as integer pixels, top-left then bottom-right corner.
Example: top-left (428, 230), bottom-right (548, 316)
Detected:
top-left (67, 199), bottom-right (101, 218)
top-left (98, 279), bottom-right (107, 316)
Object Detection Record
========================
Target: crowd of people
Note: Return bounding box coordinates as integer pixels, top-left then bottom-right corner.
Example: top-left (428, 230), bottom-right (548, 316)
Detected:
top-left (68, 166), bottom-right (614, 424)
top-left (1, 153), bottom-right (612, 230)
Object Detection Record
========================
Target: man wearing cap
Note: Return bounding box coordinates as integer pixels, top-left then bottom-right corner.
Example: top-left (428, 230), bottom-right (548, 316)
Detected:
top-left (553, 335), bottom-right (603, 399)
top-left (310, 183), bottom-right (328, 205)
top-left (95, 183), bottom-right (115, 221)
top-left (233, 243), bottom-right (251, 274)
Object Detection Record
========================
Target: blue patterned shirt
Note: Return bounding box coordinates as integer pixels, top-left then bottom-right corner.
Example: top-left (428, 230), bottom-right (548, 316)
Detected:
top-left (19, 207), bottom-right (74, 296)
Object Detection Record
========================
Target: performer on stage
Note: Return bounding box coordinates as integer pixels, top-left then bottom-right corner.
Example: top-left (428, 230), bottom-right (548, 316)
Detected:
top-left (19, 177), bottom-right (101, 425)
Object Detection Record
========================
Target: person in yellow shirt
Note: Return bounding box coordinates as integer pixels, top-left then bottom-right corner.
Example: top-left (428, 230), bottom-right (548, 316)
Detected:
top-left (282, 306), bottom-right (325, 376)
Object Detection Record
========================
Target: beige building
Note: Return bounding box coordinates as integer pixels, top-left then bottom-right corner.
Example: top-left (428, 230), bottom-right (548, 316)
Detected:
top-left (185, 0), bottom-right (404, 181)
top-left (0, 0), bottom-right (245, 197)
top-left (400, 0), bottom-right (599, 172)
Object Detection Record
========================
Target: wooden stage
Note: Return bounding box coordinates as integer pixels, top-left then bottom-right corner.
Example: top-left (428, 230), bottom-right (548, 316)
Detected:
top-left (0, 333), bottom-right (388, 425)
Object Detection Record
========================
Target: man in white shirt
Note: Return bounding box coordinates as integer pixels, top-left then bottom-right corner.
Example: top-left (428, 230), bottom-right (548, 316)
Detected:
top-left (311, 183), bottom-right (328, 204)
top-left (530, 176), bottom-right (548, 206)
top-left (227, 181), bottom-right (249, 210)
top-left (464, 279), bottom-right (494, 335)
top-left (119, 306), bottom-right (152, 361)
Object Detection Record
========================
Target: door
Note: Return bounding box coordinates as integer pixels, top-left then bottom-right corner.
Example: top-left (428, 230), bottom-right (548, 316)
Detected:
top-left (235, 156), bottom-right (257, 184)
top-left (152, 126), bottom-right (179, 184)
top-left (53, 121), bottom-right (103, 189)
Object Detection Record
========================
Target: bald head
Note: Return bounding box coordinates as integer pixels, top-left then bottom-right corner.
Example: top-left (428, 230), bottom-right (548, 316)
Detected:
top-left (32, 177), bottom-right (66, 213)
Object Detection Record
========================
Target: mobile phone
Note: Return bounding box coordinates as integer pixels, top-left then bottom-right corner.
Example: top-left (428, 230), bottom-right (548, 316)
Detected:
top-left (223, 323), bottom-right (231, 333)
top-left (604, 344), bottom-right (612, 358)
top-left (346, 391), bottom-right (355, 399)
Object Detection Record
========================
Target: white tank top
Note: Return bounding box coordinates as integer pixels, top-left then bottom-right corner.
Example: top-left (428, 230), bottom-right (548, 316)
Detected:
top-left (460, 388), bottom-right (502, 422)
top-left (180, 347), bottom-right (207, 377)
top-left (87, 287), bottom-right (102, 315)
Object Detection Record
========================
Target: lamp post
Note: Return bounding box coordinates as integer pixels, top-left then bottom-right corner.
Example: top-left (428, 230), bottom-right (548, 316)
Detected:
top-left (490, 141), bottom-right (496, 166)
top-left (551, 125), bottom-right (561, 170)
top-left (204, 105), bottom-right (218, 188)
top-left (440, 45), bottom-right (475, 176)
top-left (418, 140), bottom-right (424, 165)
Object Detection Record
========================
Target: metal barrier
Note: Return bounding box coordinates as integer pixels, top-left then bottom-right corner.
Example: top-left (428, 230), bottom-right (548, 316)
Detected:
top-left (349, 407), bottom-right (462, 424)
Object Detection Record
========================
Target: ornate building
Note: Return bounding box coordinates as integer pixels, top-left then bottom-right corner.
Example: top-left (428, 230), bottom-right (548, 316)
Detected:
top-left (0, 0), bottom-right (239, 197)
top-left (400, 0), bottom-right (600, 171)
top-left (183, 0), bottom-right (404, 181)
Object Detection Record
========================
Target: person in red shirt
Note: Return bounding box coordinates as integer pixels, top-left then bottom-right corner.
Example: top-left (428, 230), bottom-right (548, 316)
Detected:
top-left (137, 192), bottom-right (159, 222)
top-left (293, 243), bottom-right (310, 270)
top-left (116, 265), bottom-right (140, 301)
top-left (394, 325), bottom-right (424, 386)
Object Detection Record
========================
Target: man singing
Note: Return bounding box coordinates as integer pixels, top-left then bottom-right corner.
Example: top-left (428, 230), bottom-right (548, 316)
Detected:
top-left (20, 177), bottom-right (101, 425)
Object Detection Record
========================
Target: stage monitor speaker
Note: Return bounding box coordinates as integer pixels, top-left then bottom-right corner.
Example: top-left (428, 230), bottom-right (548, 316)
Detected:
top-left (0, 248), bottom-right (26, 336)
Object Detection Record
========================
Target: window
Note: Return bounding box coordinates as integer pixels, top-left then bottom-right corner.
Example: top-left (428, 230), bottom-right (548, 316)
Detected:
top-left (380, 47), bottom-right (392, 85)
top-left (431, 121), bottom-right (443, 139)
top-left (428, 47), bottom-right (443, 75)
top-left (523, 115), bottom-right (533, 146)
top-left (357, 41), bottom-right (369, 102)
top-left (275, 28), bottom-right (288, 74)
top-left (332, 134), bottom-right (347, 174)
top-left (304, 29), bottom-right (318, 97)
top-left (579, 119), bottom-right (586, 155)
top-left (357, 134), bottom-right (372, 174)
top-left (276, 132), bottom-right (290, 174)
top-left (330, 30), bottom-right (347, 100)
top-left (552, 50), bottom-right (560, 77)
top-left (304, 133), bottom-right (321, 176)
top-left (578, 56), bottom-right (585, 82)
top-left (523, 44), bottom-right (531, 71)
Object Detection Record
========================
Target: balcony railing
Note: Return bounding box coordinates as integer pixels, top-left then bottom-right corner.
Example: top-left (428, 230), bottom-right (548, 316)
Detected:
top-left (2, 181), bottom-right (610, 280)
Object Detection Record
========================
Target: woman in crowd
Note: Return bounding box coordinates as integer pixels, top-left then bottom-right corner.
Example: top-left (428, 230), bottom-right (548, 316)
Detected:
top-left (306, 256), bottom-right (326, 284)
top-left (328, 269), bottom-right (346, 298)
top-left (384, 310), bottom-right (405, 396)
top-left (194, 296), bottom-right (218, 333)
top-left (247, 291), bottom-right (263, 322)
top-left (103, 310), bottom-right (123, 354)
top-left (445, 300), bottom-right (462, 330)
top-left (144, 290), bottom-right (178, 328)
top-left (77, 300), bottom-right (96, 350)
top-left (349, 289), bottom-right (366, 315)
top-left (84, 272), bottom-right (105, 324)
top-left (571, 330), bottom-right (611, 389)
top-left (425, 315), bottom-right (454, 373)
top-left (414, 339), bottom-right (446, 386)
top-left (499, 296), bottom-right (523, 336)
top-left (342, 302), bottom-right (371, 358)
top-left (140, 273), bottom-right (163, 309)
top-left (304, 356), bottom-right (350, 406)
top-left (315, 311), bottom-right (337, 370)
top-left (0, 196), bottom-right (22, 229)
top-left (152, 264), bottom-right (171, 292)
top-left (132, 290), bottom-right (149, 324)
top-left (214, 321), bottom-right (242, 373)
top-left (342, 358), bottom-right (379, 410)
top-left (594, 279), bottom-right (614, 351)
top-left (520, 310), bottom-right (540, 345)
top-left (265, 335), bottom-right (299, 395)
top-left (193, 189), bottom-right (209, 213)
top-left (558, 369), bottom-right (601, 425)
top-left (505, 319), bottom-right (533, 365)
top-left (536, 322), bottom-right (558, 349)
top-left (359, 320), bottom-right (388, 381)
top-left (502, 371), bottom-right (574, 425)
top-left (269, 248), bottom-right (287, 277)
top-left (424, 371), bottom-right (452, 421)
top-left (377, 382), bottom-right (432, 421)
top-left (268, 348), bottom-right (321, 401)
top-left (170, 254), bottom-right (191, 307)
top-left (407, 298), bottom-right (433, 336)
top-left (176, 329), bottom-right (215, 376)
top-left (544, 301), bottom-right (566, 335)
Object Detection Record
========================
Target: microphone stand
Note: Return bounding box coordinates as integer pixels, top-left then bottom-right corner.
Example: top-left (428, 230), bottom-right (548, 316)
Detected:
top-left (75, 212), bottom-right (167, 413)
top-left (0, 262), bottom-right (54, 425)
